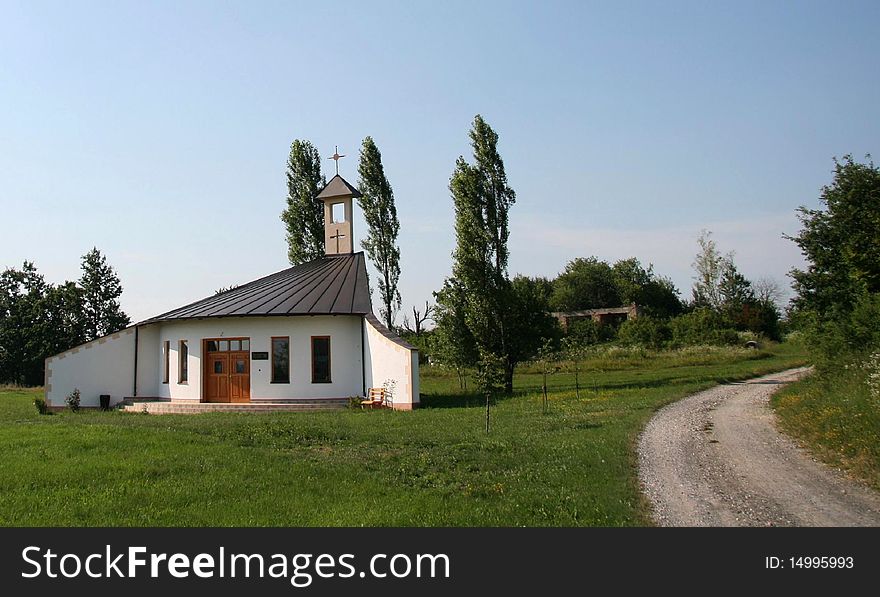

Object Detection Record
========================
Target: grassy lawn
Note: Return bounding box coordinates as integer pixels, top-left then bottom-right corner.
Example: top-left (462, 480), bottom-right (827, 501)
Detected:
top-left (772, 363), bottom-right (880, 491)
top-left (0, 343), bottom-right (807, 527)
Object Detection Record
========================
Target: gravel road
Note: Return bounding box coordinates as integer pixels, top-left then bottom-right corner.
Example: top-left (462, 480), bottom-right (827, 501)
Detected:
top-left (638, 367), bottom-right (880, 526)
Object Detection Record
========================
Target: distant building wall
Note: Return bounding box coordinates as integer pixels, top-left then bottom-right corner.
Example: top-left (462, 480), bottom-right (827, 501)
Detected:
top-left (552, 304), bottom-right (640, 332)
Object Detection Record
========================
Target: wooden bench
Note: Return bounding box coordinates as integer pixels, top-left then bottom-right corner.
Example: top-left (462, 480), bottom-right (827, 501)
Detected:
top-left (361, 388), bottom-right (387, 409)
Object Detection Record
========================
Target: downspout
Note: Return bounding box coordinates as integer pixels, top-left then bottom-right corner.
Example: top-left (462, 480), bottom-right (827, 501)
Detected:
top-left (361, 316), bottom-right (367, 396)
top-left (132, 325), bottom-right (139, 398)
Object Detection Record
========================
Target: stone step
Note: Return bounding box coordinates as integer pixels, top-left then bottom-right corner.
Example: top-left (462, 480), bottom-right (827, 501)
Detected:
top-left (120, 400), bottom-right (349, 415)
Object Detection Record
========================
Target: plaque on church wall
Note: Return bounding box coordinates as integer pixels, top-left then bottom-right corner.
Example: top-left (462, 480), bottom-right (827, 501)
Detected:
top-left (251, 352), bottom-right (269, 360)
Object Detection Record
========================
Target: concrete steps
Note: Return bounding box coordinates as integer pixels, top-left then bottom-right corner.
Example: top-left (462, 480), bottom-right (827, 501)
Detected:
top-left (120, 398), bottom-right (349, 415)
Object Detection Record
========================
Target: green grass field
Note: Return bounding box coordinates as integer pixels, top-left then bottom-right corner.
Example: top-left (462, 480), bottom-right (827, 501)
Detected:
top-left (772, 363), bottom-right (880, 491)
top-left (0, 344), bottom-right (807, 527)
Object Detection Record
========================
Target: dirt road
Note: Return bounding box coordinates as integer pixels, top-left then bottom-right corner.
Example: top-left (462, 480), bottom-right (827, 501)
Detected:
top-left (638, 367), bottom-right (880, 526)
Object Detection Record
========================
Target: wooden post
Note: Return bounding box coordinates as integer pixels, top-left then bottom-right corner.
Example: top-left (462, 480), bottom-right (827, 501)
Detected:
top-left (542, 369), bottom-right (549, 414)
top-left (485, 392), bottom-right (491, 434)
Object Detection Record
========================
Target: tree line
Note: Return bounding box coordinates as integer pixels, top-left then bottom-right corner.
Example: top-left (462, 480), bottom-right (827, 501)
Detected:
top-left (0, 248), bottom-right (129, 385)
top-left (279, 118), bottom-right (785, 398)
top-left (412, 115), bottom-right (794, 391)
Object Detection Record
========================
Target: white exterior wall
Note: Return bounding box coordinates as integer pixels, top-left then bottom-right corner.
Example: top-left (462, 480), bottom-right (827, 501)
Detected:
top-left (363, 317), bottom-right (420, 409)
top-left (153, 315), bottom-right (364, 400)
top-left (136, 324), bottom-right (160, 398)
top-left (45, 328), bottom-right (137, 408)
top-left (46, 314), bottom-right (417, 408)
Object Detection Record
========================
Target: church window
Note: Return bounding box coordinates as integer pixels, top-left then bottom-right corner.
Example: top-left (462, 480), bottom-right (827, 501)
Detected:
top-left (311, 336), bottom-right (331, 383)
top-left (162, 340), bottom-right (169, 384)
top-left (178, 340), bottom-right (188, 383)
top-left (272, 337), bottom-right (290, 383)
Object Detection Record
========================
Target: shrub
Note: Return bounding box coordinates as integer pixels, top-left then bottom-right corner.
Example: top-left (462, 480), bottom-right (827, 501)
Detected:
top-left (65, 388), bottom-right (81, 413)
top-left (617, 316), bottom-right (671, 349)
top-left (738, 300), bottom-right (781, 341)
top-left (863, 352), bottom-right (880, 402)
top-left (669, 308), bottom-right (739, 347)
top-left (802, 294), bottom-right (880, 370)
top-left (566, 319), bottom-right (616, 345)
top-left (33, 397), bottom-right (49, 415)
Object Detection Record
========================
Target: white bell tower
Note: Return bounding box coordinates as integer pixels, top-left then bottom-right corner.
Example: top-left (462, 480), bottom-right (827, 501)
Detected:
top-left (315, 168), bottom-right (361, 256)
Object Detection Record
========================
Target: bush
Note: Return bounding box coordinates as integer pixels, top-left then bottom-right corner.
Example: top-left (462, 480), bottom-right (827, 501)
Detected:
top-left (669, 308), bottom-right (739, 347)
top-left (738, 300), bottom-right (781, 341)
top-left (65, 388), bottom-right (81, 413)
top-left (617, 316), bottom-right (671, 349)
top-left (33, 397), bottom-right (49, 415)
top-left (566, 319), bottom-right (616, 345)
top-left (803, 293), bottom-right (880, 370)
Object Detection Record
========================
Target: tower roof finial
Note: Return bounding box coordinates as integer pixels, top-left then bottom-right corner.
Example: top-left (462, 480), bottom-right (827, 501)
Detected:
top-left (329, 145), bottom-right (345, 175)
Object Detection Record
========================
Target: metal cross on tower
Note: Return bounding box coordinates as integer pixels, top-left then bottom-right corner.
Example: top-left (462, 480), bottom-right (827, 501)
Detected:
top-left (329, 146), bottom-right (345, 175)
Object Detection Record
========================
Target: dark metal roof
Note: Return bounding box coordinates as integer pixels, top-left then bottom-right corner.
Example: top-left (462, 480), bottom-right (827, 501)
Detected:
top-left (140, 253), bottom-right (371, 324)
top-left (316, 174), bottom-right (362, 200)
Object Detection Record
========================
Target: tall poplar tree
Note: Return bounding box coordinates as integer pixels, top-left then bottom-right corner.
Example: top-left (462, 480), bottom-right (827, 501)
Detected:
top-left (79, 248), bottom-right (130, 341)
top-left (281, 139), bottom-right (326, 265)
top-left (357, 136), bottom-right (401, 329)
top-left (435, 115), bottom-right (524, 393)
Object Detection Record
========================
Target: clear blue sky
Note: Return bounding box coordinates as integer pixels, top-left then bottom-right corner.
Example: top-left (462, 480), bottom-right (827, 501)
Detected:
top-left (1, 1), bottom-right (877, 322)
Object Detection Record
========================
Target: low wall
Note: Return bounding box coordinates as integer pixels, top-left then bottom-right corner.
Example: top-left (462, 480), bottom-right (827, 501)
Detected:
top-left (362, 314), bottom-right (419, 410)
top-left (45, 328), bottom-right (136, 408)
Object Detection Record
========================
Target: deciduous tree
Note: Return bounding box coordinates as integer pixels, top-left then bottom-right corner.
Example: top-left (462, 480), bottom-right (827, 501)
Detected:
top-left (79, 247), bottom-right (130, 341)
top-left (550, 257), bottom-right (621, 311)
top-left (789, 155), bottom-right (880, 317)
top-left (0, 263), bottom-right (49, 384)
top-left (691, 230), bottom-right (729, 309)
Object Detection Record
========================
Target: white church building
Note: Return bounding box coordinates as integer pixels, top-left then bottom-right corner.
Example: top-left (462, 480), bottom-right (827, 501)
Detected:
top-left (44, 174), bottom-right (419, 412)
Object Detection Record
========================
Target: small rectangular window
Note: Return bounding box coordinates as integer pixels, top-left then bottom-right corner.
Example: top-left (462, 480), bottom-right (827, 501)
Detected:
top-left (178, 340), bottom-right (188, 383)
top-left (311, 336), bottom-right (331, 383)
top-left (219, 340), bottom-right (229, 351)
top-left (162, 340), bottom-right (170, 384)
top-left (272, 337), bottom-right (290, 383)
top-left (206, 340), bottom-right (218, 352)
top-left (230, 339), bottom-right (241, 351)
top-left (241, 339), bottom-right (249, 352)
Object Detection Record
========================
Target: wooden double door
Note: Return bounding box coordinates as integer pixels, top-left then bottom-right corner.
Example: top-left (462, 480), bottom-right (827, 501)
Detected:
top-left (204, 338), bottom-right (250, 403)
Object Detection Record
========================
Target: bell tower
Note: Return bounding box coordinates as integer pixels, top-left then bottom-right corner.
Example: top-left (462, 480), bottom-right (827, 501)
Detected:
top-left (316, 173), bottom-right (361, 256)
